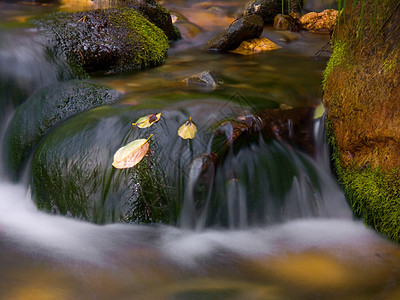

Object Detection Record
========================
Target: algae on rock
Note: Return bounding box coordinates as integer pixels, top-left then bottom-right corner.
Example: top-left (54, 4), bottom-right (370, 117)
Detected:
top-left (323, 0), bottom-right (400, 241)
top-left (32, 7), bottom-right (170, 74)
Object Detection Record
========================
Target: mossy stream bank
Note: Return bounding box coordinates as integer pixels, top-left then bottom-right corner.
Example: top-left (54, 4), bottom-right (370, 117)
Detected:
top-left (323, 0), bottom-right (400, 241)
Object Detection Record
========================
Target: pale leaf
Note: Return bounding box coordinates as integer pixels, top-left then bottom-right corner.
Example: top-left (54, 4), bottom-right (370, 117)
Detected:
top-left (132, 113), bottom-right (161, 128)
top-left (112, 135), bottom-right (153, 169)
top-left (178, 117), bottom-right (197, 139)
top-left (313, 102), bottom-right (325, 119)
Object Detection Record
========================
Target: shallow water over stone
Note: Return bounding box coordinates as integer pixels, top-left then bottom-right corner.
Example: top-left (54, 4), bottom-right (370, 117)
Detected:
top-left (0, 0), bottom-right (399, 299)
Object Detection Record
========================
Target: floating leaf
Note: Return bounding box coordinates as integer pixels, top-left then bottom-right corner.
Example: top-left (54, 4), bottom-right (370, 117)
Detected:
top-left (178, 117), bottom-right (197, 139)
top-left (112, 134), bottom-right (153, 169)
top-left (132, 113), bottom-right (161, 128)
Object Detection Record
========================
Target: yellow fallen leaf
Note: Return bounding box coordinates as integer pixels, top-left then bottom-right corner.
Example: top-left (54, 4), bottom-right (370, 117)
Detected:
top-left (313, 102), bottom-right (325, 119)
top-left (112, 134), bottom-right (153, 169)
top-left (178, 117), bottom-right (197, 139)
top-left (132, 113), bottom-right (161, 128)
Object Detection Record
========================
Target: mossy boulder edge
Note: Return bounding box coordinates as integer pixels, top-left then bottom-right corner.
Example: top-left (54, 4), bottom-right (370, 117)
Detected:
top-left (323, 0), bottom-right (400, 241)
top-left (32, 7), bottom-right (170, 75)
top-left (2, 80), bottom-right (122, 180)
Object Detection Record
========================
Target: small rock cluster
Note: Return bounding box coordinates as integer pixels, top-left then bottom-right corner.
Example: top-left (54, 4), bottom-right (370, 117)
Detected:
top-left (204, 0), bottom-right (337, 54)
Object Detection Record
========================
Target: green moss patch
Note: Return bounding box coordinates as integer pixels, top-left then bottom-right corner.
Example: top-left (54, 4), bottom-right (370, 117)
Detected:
top-left (322, 39), bottom-right (348, 89)
top-left (327, 119), bottom-right (400, 242)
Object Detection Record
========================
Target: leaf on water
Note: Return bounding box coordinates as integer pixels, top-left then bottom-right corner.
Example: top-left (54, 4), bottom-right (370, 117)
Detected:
top-left (132, 113), bottom-right (161, 128)
top-left (313, 102), bottom-right (325, 119)
top-left (178, 117), bottom-right (197, 139)
top-left (112, 134), bottom-right (153, 169)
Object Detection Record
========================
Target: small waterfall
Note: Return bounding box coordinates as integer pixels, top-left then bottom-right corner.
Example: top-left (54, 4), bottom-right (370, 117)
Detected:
top-left (179, 113), bottom-right (352, 230)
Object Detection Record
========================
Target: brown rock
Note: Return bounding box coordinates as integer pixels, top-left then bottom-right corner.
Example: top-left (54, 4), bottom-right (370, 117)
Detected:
top-left (273, 14), bottom-right (292, 30)
top-left (205, 14), bottom-right (264, 51)
top-left (300, 9), bottom-right (338, 33)
top-left (231, 37), bottom-right (281, 55)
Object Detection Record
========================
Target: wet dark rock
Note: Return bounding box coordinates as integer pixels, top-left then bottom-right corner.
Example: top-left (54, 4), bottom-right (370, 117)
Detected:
top-left (257, 107), bottom-right (316, 156)
top-left (32, 7), bottom-right (170, 75)
top-left (211, 107), bottom-right (316, 158)
top-left (2, 80), bottom-right (122, 180)
top-left (241, 0), bottom-right (303, 24)
top-left (205, 14), bottom-right (264, 51)
top-left (183, 70), bottom-right (223, 88)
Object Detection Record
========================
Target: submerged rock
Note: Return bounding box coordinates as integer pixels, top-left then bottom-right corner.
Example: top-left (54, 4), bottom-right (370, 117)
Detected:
top-left (32, 7), bottom-right (170, 74)
top-left (241, 0), bottom-right (303, 24)
top-left (300, 9), bottom-right (338, 33)
top-left (205, 14), bottom-right (264, 51)
top-left (2, 80), bottom-right (122, 180)
top-left (183, 70), bottom-right (223, 88)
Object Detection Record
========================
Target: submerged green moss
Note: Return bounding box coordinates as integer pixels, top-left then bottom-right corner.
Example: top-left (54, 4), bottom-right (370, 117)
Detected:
top-left (326, 119), bottom-right (400, 242)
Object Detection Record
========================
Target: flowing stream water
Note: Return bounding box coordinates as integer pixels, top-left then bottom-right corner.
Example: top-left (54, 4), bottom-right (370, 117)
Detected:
top-left (1, 1), bottom-right (400, 299)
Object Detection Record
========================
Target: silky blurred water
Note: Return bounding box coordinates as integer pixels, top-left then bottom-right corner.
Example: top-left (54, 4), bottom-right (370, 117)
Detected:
top-left (0, 1), bottom-right (399, 299)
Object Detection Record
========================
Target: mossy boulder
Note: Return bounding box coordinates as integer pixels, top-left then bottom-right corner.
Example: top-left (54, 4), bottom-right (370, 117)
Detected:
top-left (125, 0), bottom-right (180, 41)
top-left (32, 7), bottom-right (170, 74)
top-left (2, 80), bottom-right (122, 180)
top-left (29, 98), bottom-right (322, 227)
top-left (30, 105), bottom-right (212, 224)
top-left (241, 0), bottom-right (303, 24)
top-left (323, 0), bottom-right (400, 241)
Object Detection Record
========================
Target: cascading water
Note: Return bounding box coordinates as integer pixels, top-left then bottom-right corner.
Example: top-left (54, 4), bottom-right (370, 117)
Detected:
top-left (179, 119), bottom-right (352, 231)
top-left (1, 1), bottom-right (400, 299)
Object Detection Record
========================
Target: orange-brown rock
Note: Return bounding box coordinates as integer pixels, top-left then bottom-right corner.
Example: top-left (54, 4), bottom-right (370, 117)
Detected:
top-left (273, 14), bottom-right (292, 30)
top-left (231, 37), bottom-right (281, 55)
top-left (300, 9), bottom-right (338, 33)
top-left (324, 4), bottom-right (400, 170)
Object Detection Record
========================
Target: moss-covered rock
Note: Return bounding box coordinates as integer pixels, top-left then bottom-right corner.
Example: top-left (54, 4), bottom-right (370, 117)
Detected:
top-left (91, 0), bottom-right (180, 41)
top-left (126, 0), bottom-right (180, 41)
top-left (32, 7), bottom-right (170, 74)
top-left (30, 105), bottom-right (209, 224)
top-left (323, 1), bottom-right (400, 241)
top-left (30, 101), bottom-right (322, 226)
top-left (2, 80), bottom-right (121, 180)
